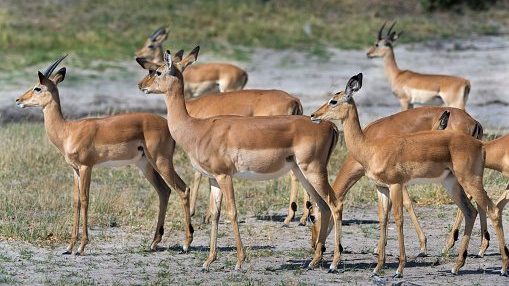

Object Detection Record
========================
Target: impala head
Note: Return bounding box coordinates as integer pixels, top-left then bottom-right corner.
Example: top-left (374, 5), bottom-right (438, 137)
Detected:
top-left (16, 55), bottom-right (67, 109)
top-left (136, 46), bottom-right (199, 94)
top-left (310, 73), bottom-right (363, 123)
top-left (135, 27), bottom-right (169, 62)
top-left (366, 21), bottom-right (402, 58)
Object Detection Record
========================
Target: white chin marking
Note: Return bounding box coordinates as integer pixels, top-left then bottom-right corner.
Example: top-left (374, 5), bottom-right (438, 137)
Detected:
top-left (16, 103), bottom-right (25, 108)
top-left (311, 119), bottom-right (321, 124)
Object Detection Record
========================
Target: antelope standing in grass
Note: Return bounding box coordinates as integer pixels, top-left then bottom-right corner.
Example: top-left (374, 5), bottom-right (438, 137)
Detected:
top-left (310, 73), bottom-right (508, 276)
top-left (136, 27), bottom-right (248, 98)
top-left (444, 133), bottom-right (509, 256)
top-left (15, 56), bottom-right (193, 255)
top-left (138, 47), bottom-right (340, 271)
top-left (367, 22), bottom-right (471, 110)
top-left (136, 56), bottom-right (311, 226)
top-left (309, 106), bottom-right (484, 258)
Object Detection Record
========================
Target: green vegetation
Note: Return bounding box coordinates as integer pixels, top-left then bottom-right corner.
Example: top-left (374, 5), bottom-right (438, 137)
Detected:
top-left (0, 0), bottom-right (507, 70)
top-left (1, 122), bottom-right (507, 244)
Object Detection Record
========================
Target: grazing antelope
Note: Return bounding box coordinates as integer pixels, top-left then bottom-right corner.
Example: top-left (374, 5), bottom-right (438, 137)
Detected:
top-left (310, 73), bottom-right (508, 276)
top-left (136, 57), bottom-right (311, 226)
top-left (15, 56), bottom-right (193, 255)
top-left (136, 27), bottom-right (248, 98)
top-left (138, 47), bottom-right (340, 271)
top-left (445, 133), bottom-right (509, 256)
top-left (367, 22), bottom-right (471, 110)
top-left (309, 106), bottom-right (483, 258)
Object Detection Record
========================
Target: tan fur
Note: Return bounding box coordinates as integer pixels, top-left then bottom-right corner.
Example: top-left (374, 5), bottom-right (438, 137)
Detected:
top-left (138, 48), bottom-right (339, 271)
top-left (367, 24), bottom-right (470, 110)
top-left (137, 59), bottom-right (309, 226)
top-left (16, 65), bottom-right (193, 255)
top-left (311, 74), bottom-right (508, 276)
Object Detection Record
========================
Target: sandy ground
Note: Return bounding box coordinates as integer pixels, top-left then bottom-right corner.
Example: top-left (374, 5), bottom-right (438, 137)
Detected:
top-left (1, 36), bottom-right (508, 130)
top-left (1, 205), bottom-right (509, 285)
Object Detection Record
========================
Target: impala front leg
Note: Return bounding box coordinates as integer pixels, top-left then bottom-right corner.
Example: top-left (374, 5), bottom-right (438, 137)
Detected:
top-left (402, 187), bottom-right (427, 256)
top-left (283, 172), bottom-right (299, 226)
top-left (202, 181), bottom-right (222, 271)
top-left (390, 184), bottom-right (406, 278)
top-left (299, 187), bottom-right (312, 226)
top-left (64, 168), bottom-right (80, 255)
top-left (189, 171), bottom-right (202, 217)
top-left (374, 186), bottom-right (390, 275)
top-left (76, 166), bottom-right (92, 255)
top-left (217, 175), bottom-right (245, 270)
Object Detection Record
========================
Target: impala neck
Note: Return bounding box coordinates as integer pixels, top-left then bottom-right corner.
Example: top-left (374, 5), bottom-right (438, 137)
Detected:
top-left (42, 92), bottom-right (67, 148)
top-left (341, 101), bottom-right (370, 164)
top-left (163, 75), bottom-right (194, 142)
top-left (383, 47), bottom-right (400, 86)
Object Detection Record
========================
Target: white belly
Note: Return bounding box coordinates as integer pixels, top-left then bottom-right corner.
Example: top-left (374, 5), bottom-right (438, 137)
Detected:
top-left (234, 161), bottom-right (294, 181)
top-left (407, 170), bottom-right (450, 185)
top-left (405, 87), bottom-right (438, 104)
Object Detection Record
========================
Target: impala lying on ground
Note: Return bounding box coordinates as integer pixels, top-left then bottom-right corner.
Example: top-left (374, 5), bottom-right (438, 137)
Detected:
top-left (15, 56), bottom-right (193, 255)
top-left (136, 27), bottom-right (248, 98)
top-left (136, 56), bottom-right (311, 226)
top-left (139, 47), bottom-right (340, 271)
top-left (309, 106), bottom-right (484, 258)
top-left (367, 22), bottom-right (471, 110)
top-left (310, 73), bottom-right (508, 276)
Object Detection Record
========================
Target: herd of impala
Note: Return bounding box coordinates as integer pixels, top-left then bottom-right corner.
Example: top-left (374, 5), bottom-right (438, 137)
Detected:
top-left (14, 22), bottom-right (509, 278)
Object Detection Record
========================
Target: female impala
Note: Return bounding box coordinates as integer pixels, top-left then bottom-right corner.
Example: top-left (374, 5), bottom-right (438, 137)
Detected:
top-left (139, 47), bottom-right (340, 271)
top-left (367, 22), bottom-right (471, 110)
top-left (136, 56), bottom-right (311, 226)
top-left (136, 27), bottom-right (248, 98)
top-left (311, 74), bottom-right (507, 276)
top-left (15, 56), bottom-right (193, 255)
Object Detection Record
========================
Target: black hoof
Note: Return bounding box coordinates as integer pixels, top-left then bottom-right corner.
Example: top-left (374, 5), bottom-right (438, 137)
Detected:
top-left (327, 268), bottom-right (337, 274)
top-left (393, 272), bottom-right (402, 278)
top-left (298, 222), bottom-right (306, 227)
top-left (281, 224), bottom-right (290, 228)
top-left (74, 252), bottom-right (81, 256)
top-left (62, 251), bottom-right (72, 255)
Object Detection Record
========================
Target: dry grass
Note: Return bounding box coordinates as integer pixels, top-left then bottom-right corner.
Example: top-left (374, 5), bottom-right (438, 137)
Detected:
top-left (0, 122), bottom-right (507, 245)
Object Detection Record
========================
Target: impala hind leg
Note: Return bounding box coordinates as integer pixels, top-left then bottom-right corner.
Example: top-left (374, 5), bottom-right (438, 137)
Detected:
top-left (283, 172), bottom-right (299, 226)
top-left (402, 187), bottom-right (427, 257)
top-left (291, 166), bottom-right (331, 270)
top-left (300, 187), bottom-right (312, 226)
top-left (64, 168), bottom-right (81, 255)
top-left (443, 175), bottom-right (477, 274)
top-left (137, 159), bottom-right (170, 251)
top-left (76, 166), bottom-right (92, 255)
top-left (374, 186), bottom-right (390, 275)
top-left (444, 208), bottom-right (463, 255)
top-left (203, 181), bottom-right (222, 271)
top-left (478, 207), bottom-right (490, 257)
top-left (189, 171), bottom-right (202, 217)
top-left (153, 157), bottom-right (193, 252)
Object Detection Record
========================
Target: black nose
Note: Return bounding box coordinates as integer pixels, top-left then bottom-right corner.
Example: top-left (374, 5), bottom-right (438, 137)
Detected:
top-left (15, 98), bottom-right (19, 102)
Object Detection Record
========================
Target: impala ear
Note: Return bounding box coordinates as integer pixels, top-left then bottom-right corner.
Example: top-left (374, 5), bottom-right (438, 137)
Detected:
top-left (437, 110), bottom-right (450, 130)
top-left (345, 73), bottom-right (363, 97)
top-left (38, 71), bottom-right (54, 88)
top-left (179, 46), bottom-right (199, 71)
top-left (164, 50), bottom-right (172, 69)
top-left (136, 57), bottom-right (161, 71)
top-left (173, 49), bottom-right (184, 62)
top-left (51, 67), bottom-right (66, 85)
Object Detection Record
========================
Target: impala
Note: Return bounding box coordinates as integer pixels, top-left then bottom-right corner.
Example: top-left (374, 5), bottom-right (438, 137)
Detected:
top-left (15, 56), bottom-right (193, 255)
top-left (136, 56), bottom-right (311, 226)
top-left (310, 73), bottom-right (508, 276)
top-left (445, 132), bottom-right (509, 256)
top-left (139, 47), bottom-right (340, 271)
top-left (367, 22), bottom-right (471, 110)
top-left (310, 106), bottom-right (484, 259)
top-left (136, 27), bottom-right (248, 98)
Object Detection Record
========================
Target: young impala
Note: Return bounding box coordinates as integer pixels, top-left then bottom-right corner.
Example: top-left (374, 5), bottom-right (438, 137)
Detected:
top-left (310, 106), bottom-right (484, 259)
top-left (136, 27), bottom-right (248, 98)
top-left (311, 73), bottom-right (508, 276)
top-left (136, 56), bottom-right (311, 226)
top-left (367, 22), bottom-right (471, 110)
top-left (15, 56), bottom-right (193, 255)
top-left (139, 47), bottom-right (340, 271)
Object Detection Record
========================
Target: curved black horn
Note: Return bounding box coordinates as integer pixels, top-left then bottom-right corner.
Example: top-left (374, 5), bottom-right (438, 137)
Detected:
top-left (386, 21), bottom-right (397, 38)
top-left (378, 22), bottom-right (387, 40)
top-left (42, 54), bottom-right (68, 78)
top-left (149, 27), bottom-right (166, 41)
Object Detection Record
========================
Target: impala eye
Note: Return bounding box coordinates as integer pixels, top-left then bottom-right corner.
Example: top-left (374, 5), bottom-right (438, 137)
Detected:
top-left (328, 99), bottom-right (338, 106)
top-left (34, 87), bottom-right (41, 92)
top-left (156, 71), bottom-right (162, 76)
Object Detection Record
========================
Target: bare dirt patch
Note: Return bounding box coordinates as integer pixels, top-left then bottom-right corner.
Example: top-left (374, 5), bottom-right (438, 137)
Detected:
top-left (1, 205), bottom-right (508, 285)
